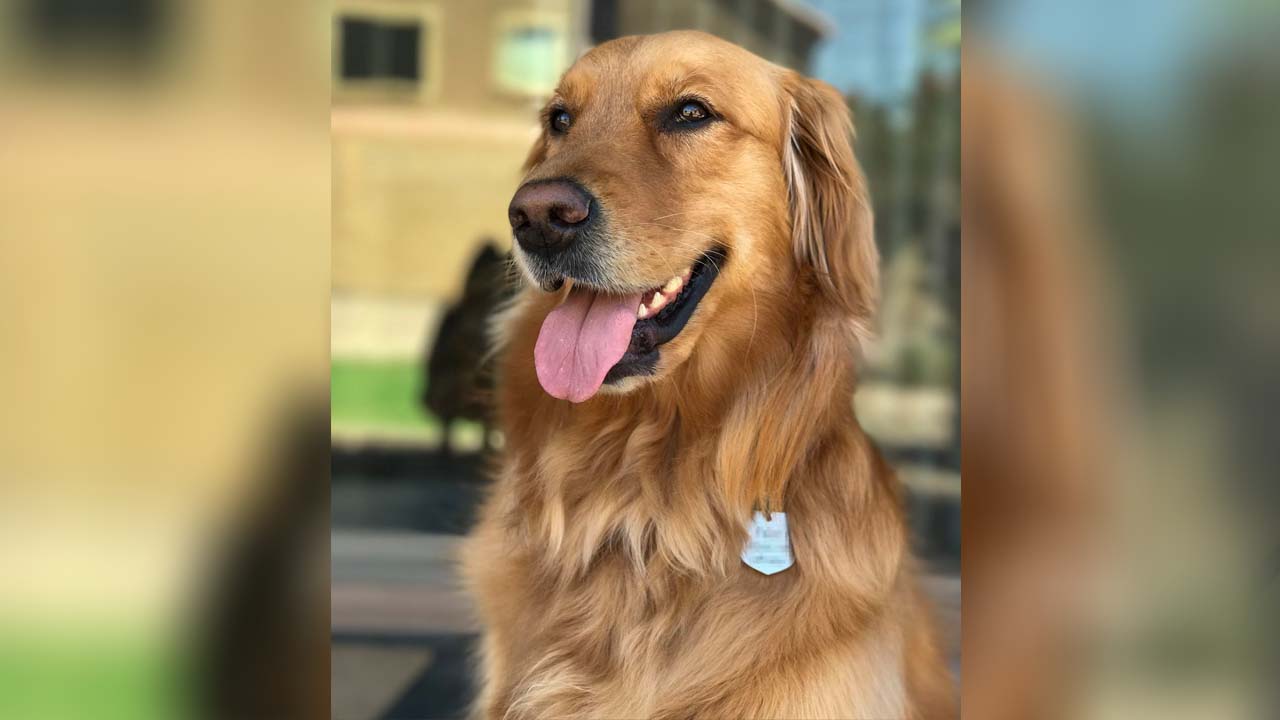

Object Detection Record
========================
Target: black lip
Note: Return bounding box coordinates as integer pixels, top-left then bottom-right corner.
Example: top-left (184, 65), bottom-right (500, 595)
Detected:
top-left (603, 247), bottom-right (725, 386)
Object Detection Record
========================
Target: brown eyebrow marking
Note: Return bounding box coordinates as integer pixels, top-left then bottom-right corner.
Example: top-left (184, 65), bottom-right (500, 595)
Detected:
top-left (555, 65), bottom-right (598, 109)
top-left (643, 77), bottom-right (723, 124)
top-left (653, 67), bottom-right (716, 96)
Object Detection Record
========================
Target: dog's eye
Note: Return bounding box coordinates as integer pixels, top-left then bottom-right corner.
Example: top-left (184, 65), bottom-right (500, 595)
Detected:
top-left (663, 100), bottom-right (715, 133)
top-left (549, 109), bottom-right (572, 135)
top-left (678, 102), bottom-right (710, 123)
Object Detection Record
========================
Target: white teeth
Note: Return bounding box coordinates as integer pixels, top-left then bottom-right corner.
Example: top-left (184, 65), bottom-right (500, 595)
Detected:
top-left (637, 266), bottom-right (693, 319)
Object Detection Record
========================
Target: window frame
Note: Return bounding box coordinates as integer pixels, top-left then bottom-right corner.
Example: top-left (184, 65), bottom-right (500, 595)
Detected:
top-left (490, 9), bottom-right (570, 99)
top-left (333, 0), bottom-right (442, 105)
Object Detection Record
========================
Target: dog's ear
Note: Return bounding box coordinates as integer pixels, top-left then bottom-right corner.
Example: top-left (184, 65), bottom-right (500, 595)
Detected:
top-left (784, 75), bottom-right (878, 327)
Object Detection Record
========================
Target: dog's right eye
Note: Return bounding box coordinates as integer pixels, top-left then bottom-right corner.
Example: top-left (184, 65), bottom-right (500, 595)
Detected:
top-left (677, 102), bottom-right (710, 123)
top-left (660, 98), bottom-right (717, 133)
top-left (549, 109), bottom-right (572, 135)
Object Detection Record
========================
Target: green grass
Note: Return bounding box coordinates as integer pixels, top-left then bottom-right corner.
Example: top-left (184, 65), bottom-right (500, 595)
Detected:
top-left (331, 358), bottom-right (436, 431)
top-left (0, 628), bottom-right (184, 720)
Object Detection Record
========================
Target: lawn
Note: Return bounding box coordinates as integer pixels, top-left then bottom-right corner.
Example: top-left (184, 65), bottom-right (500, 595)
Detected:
top-left (0, 627), bottom-right (182, 720)
top-left (331, 358), bottom-right (435, 432)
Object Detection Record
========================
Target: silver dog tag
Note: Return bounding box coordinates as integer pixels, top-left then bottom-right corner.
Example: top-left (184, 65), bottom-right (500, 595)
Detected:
top-left (741, 511), bottom-right (794, 575)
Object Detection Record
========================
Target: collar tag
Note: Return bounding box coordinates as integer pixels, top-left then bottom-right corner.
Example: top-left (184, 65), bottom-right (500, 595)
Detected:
top-left (741, 511), bottom-right (794, 575)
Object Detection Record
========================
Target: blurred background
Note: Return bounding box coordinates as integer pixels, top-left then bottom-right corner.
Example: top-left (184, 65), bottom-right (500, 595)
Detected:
top-left (964, 1), bottom-right (1280, 719)
top-left (0, 3), bottom-right (331, 720)
top-left (4, 1), bottom-right (1277, 719)
top-left (329, 1), bottom-right (960, 718)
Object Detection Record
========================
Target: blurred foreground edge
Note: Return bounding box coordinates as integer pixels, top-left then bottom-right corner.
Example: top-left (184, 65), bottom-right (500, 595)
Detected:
top-left (197, 396), bottom-right (331, 720)
top-left (961, 43), bottom-right (1115, 720)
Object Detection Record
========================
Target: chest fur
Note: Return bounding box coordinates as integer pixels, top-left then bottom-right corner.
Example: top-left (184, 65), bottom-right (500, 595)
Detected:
top-left (493, 549), bottom-right (787, 719)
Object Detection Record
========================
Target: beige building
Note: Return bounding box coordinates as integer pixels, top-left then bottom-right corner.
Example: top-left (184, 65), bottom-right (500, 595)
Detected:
top-left (331, 0), bottom-right (826, 358)
top-left (590, 0), bottom-right (828, 71)
top-left (332, 0), bottom-right (581, 356)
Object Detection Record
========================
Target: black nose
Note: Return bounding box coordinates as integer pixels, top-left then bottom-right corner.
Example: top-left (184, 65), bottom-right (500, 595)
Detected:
top-left (508, 179), bottom-right (594, 259)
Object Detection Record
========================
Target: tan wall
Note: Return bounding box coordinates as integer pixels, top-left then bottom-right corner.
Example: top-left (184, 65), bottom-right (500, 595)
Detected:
top-left (333, 113), bottom-right (533, 300)
top-left (332, 114), bottom-right (532, 299)
top-left (333, 0), bottom-right (574, 116)
top-left (332, 0), bottom-right (577, 302)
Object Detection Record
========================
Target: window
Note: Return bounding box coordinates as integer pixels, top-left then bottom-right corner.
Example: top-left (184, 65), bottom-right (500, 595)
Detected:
top-left (20, 0), bottom-right (167, 68)
top-left (589, 0), bottom-right (619, 44)
top-left (340, 16), bottom-right (422, 82)
top-left (333, 2), bottom-right (441, 104)
top-left (493, 11), bottom-right (568, 97)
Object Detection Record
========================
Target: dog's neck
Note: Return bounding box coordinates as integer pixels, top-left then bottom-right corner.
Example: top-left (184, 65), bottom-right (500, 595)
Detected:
top-left (498, 296), bottom-right (871, 579)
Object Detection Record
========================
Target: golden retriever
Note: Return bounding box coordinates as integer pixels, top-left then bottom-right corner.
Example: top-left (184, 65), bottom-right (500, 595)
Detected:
top-left (462, 31), bottom-right (955, 719)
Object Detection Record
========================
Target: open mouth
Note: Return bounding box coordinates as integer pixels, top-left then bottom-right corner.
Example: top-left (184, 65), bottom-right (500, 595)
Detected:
top-left (533, 247), bottom-right (725, 403)
top-left (604, 247), bottom-right (724, 386)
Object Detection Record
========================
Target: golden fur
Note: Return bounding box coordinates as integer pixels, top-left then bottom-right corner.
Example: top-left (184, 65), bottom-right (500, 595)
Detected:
top-left (463, 31), bottom-right (955, 719)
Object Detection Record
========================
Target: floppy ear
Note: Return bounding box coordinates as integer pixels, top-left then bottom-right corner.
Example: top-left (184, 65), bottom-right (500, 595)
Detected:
top-left (784, 75), bottom-right (879, 327)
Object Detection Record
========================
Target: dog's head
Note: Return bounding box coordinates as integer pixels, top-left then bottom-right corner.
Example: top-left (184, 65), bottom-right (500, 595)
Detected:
top-left (509, 31), bottom-right (876, 403)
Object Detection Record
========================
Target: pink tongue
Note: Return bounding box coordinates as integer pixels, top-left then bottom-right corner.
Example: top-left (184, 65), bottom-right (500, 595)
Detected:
top-left (535, 287), bottom-right (643, 403)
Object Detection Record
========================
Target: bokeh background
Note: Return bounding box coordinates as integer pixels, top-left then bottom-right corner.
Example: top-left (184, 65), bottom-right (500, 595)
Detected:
top-left (0, 3), bottom-right (331, 720)
top-left (329, 2), bottom-right (960, 718)
top-left (4, 1), bottom-right (1278, 719)
top-left (965, 1), bottom-right (1280, 718)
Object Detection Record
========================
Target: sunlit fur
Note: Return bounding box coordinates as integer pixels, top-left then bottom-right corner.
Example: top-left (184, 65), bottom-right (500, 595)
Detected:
top-left (463, 31), bottom-right (954, 719)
